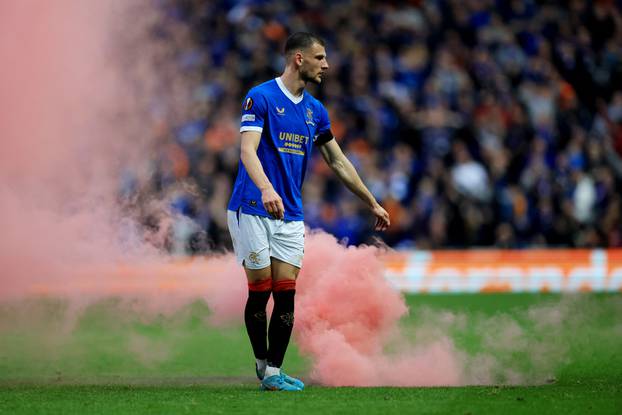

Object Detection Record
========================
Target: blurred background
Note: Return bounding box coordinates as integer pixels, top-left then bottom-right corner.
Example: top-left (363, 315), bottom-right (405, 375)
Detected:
top-left (123, 0), bottom-right (622, 255)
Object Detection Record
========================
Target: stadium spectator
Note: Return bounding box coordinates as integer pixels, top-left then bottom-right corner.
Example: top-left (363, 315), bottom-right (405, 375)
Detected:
top-left (129, 0), bottom-right (622, 253)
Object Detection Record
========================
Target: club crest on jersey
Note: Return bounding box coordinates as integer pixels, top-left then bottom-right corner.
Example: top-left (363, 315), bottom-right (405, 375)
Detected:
top-left (276, 106), bottom-right (285, 115)
top-left (243, 97), bottom-right (253, 110)
top-left (305, 107), bottom-right (315, 126)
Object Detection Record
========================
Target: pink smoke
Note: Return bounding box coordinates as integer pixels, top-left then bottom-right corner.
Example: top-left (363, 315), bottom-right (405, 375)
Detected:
top-left (0, 0), bottom-right (187, 301)
top-left (296, 233), bottom-right (464, 386)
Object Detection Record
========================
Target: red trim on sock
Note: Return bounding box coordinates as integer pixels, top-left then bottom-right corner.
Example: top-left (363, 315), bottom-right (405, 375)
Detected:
top-left (248, 279), bottom-right (272, 292)
top-left (272, 279), bottom-right (296, 292)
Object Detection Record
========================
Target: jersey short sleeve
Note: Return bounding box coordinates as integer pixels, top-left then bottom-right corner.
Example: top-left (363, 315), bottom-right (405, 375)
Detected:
top-left (314, 103), bottom-right (334, 146)
top-left (240, 89), bottom-right (267, 133)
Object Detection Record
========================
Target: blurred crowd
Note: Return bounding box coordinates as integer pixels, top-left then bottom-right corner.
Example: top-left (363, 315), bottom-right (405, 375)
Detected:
top-left (126, 0), bottom-right (622, 254)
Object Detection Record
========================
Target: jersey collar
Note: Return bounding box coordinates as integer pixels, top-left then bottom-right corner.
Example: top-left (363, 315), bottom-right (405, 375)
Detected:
top-left (275, 77), bottom-right (304, 104)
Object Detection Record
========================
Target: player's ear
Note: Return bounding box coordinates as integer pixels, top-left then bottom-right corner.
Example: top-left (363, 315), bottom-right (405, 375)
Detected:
top-left (295, 51), bottom-right (304, 66)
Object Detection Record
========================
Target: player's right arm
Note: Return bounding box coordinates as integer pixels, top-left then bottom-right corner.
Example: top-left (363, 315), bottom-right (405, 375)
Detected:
top-left (240, 131), bottom-right (284, 219)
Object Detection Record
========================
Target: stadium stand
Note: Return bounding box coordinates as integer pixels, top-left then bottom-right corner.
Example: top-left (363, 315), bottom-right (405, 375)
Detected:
top-left (127, 0), bottom-right (622, 253)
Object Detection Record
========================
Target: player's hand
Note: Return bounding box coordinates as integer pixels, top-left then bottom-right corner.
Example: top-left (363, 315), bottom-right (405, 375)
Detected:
top-left (370, 202), bottom-right (390, 231)
top-left (261, 187), bottom-right (285, 219)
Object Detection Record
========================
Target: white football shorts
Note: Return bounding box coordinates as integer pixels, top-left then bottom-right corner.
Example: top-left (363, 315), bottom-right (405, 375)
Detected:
top-left (227, 209), bottom-right (305, 269)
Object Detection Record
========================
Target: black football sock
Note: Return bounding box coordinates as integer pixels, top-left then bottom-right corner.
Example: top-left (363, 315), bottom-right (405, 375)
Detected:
top-left (266, 286), bottom-right (295, 368)
top-left (244, 287), bottom-right (271, 360)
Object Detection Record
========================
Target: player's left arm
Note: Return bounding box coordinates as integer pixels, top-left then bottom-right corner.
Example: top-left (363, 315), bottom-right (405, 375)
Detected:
top-left (318, 139), bottom-right (390, 231)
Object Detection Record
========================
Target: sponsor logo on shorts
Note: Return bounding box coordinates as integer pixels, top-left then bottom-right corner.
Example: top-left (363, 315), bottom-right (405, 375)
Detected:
top-left (248, 252), bottom-right (261, 265)
top-left (249, 200), bottom-right (257, 207)
top-left (241, 114), bottom-right (255, 122)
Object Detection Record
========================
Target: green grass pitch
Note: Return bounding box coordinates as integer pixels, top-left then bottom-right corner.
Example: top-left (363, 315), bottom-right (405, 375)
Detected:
top-left (0, 293), bottom-right (620, 414)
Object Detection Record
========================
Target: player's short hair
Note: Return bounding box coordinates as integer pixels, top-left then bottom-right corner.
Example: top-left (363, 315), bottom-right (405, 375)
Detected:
top-left (284, 32), bottom-right (325, 57)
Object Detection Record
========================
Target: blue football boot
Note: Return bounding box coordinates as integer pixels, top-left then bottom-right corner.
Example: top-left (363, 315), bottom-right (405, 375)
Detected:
top-left (280, 370), bottom-right (305, 390)
top-left (256, 364), bottom-right (304, 390)
top-left (260, 374), bottom-right (302, 391)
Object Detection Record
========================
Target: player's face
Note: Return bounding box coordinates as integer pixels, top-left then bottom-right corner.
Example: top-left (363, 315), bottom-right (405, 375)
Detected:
top-left (299, 43), bottom-right (329, 84)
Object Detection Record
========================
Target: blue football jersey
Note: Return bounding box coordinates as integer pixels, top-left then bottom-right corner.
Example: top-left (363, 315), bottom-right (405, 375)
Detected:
top-left (228, 77), bottom-right (332, 221)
